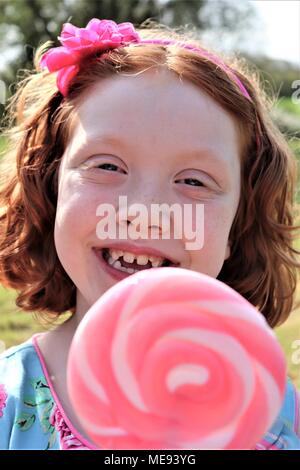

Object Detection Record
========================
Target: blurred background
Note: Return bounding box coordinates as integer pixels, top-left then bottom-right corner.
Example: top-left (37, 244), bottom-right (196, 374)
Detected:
top-left (0, 0), bottom-right (299, 387)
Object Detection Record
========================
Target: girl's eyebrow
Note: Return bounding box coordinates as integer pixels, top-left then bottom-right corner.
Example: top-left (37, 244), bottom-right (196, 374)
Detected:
top-left (69, 134), bottom-right (129, 162)
top-left (70, 133), bottom-right (230, 171)
top-left (86, 134), bottom-right (127, 148)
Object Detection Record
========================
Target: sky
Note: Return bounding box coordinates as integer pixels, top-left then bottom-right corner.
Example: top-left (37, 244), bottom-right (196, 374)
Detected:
top-left (199, 0), bottom-right (300, 66)
top-left (251, 0), bottom-right (300, 65)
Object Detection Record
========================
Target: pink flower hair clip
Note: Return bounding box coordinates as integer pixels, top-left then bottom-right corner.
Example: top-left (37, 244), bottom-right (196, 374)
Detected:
top-left (39, 18), bottom-right (252, 101)
top-left (39, 19), bottom-right (140, 97)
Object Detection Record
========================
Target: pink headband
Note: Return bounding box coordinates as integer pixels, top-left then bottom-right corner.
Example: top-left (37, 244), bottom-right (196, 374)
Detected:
top-left (39, 18), bottom-right (252, 101)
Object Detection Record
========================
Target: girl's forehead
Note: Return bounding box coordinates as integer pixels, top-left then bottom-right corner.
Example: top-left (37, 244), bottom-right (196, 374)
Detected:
top-left (75, 70), bottom-right (223, 118)
top-left (68, 70), bottom-right (241, 151)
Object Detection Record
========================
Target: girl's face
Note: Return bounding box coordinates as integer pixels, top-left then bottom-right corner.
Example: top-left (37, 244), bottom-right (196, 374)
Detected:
top-left (54, 69), bottom-right (241, 317)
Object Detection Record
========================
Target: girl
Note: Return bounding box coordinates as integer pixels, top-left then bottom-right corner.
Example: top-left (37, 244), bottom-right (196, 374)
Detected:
top-left (0, 18), bottom-right (299, 450)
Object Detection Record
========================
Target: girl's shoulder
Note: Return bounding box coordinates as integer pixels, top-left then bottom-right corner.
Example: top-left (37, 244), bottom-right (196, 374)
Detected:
top-left (0, 337), bottom-right (59, 450)
top-left (281, 378), bottom-right (299, 430)
top-left (1, 336), bottom-right (39, 369)
top-left (0, 337), bottom-right (47, 403)
top-left (256, 377), bottom-right (300, 450)
top-left (0, 336), bottom-right (94, 450)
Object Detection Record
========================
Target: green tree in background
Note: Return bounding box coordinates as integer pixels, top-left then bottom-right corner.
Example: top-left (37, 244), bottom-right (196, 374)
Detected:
top-left (0, 0), bottom-right (256, 84)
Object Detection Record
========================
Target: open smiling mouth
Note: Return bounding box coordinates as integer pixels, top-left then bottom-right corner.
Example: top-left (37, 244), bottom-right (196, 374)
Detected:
top-left (98, 247), bottom-right (178, 276)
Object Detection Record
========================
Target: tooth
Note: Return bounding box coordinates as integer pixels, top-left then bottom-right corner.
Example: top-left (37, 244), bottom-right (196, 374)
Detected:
top-left (149, 255), bottom-right (163, 264)
top-left (113, 260), bottom-right (122, 269)
top-left (151, 258), bottom-right (162, 267)
top-left (136, 255), bottom-right (150, 265)
top-left (107, 256), bottom-right (115, 265)
top-left (123, 251), bottom-right (135, 263)
top-left (109, 249), bottom-right (121, 261)
top-left (127, 268), bottom-right (134, 273)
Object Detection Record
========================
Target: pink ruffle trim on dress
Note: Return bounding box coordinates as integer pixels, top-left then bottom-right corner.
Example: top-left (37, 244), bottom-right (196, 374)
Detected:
top-left (0, 383), bottom-right (7, 418)
top-left (49, 404), bottom-right (91, 450)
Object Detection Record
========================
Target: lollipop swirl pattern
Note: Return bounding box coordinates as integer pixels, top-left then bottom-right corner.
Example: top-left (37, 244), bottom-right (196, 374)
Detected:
top-left (67, 268), bottom-right (286, 450)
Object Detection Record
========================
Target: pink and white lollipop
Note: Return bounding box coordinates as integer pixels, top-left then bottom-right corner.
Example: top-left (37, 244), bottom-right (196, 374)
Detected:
top-left (67, 267), bottom-right (286, 449)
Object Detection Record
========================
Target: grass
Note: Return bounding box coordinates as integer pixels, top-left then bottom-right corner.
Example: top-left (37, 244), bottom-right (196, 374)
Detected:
top-left (275, 237), bottom-right (300, 388)
top-left (0, 135), bottom-right (7, 155)
top-left (276, 97), bottom-right (300, 118)
top-left (0, 286), bottom-right (47, 350)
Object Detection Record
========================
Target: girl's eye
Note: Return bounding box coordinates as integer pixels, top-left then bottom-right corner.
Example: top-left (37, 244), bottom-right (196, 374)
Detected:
top-left (176, 178), bottom-right (205, 187)
top-left (96, 163), bottom-right (126, 174)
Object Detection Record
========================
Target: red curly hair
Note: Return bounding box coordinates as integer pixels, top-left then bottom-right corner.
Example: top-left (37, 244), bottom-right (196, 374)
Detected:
top-left (0, 22), bottom-right (299, 327)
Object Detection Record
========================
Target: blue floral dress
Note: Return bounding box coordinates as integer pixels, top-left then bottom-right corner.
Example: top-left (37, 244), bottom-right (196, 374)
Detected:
top-left (0, 334), bottom-right (299, 450)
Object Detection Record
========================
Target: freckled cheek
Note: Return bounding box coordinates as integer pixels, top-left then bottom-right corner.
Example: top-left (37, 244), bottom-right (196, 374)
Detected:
top-left (182, 202), bottom-right (232, 242)
top-left (54, 178), bottom-right (119, 247)
top-left (186, 203), bottom-right (233, 272)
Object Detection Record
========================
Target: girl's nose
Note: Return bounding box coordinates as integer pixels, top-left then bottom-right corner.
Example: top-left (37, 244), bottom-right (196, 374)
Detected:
top-left (116, 203), bottom-right (171, 239)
